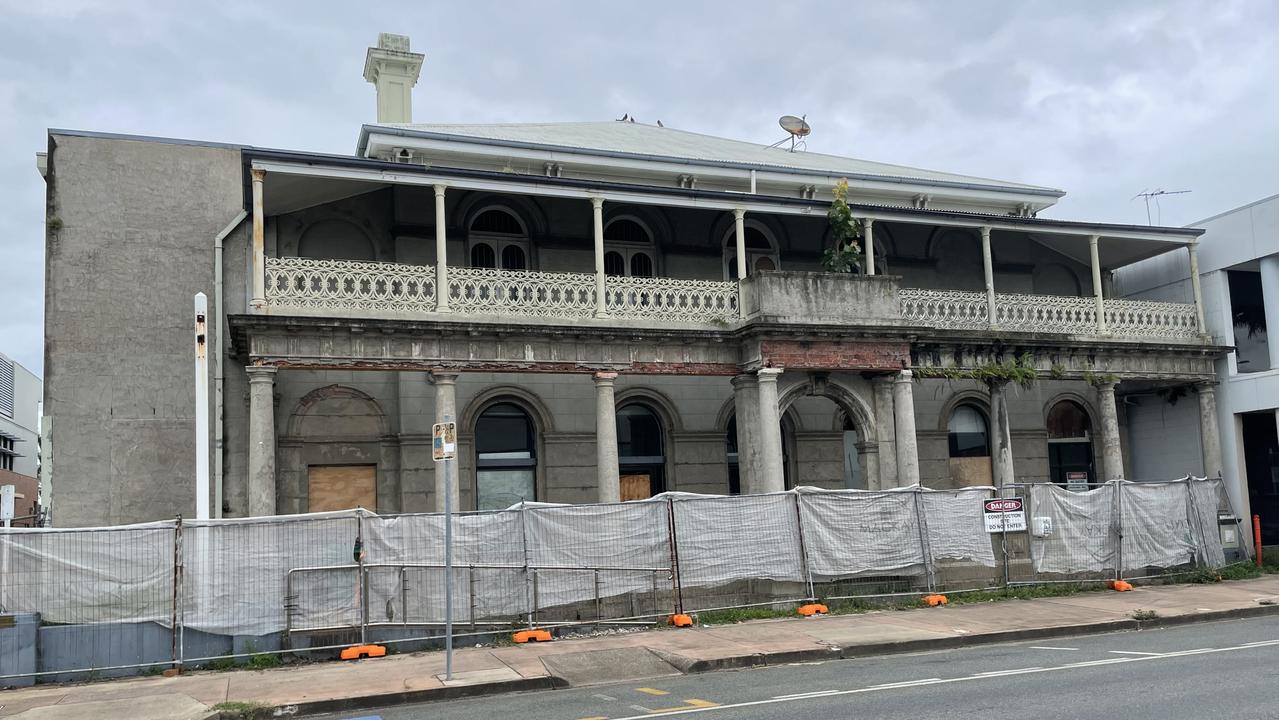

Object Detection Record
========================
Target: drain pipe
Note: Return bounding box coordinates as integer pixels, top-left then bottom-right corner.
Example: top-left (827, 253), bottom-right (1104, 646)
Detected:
top-left (213, 211), bottom-right (247, 518)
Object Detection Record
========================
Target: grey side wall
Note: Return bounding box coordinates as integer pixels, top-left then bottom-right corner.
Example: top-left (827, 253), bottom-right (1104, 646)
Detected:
top-left (45, 134), bottom-right (243, 526)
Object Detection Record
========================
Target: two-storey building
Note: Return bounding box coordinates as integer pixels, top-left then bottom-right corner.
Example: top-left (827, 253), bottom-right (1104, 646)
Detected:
top-left (40, 34), bottom-right (1225, 526)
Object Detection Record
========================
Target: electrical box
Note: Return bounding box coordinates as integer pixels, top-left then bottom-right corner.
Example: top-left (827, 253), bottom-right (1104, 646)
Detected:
top-left (1219, 514), bottom-right (1244, 563)
top-left (1032, 516), bottom-right (1053, 538)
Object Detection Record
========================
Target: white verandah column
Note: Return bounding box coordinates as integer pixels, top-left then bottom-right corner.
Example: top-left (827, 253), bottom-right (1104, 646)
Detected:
top-left (980, 226), bottom-right (995, 326)
top-left (1189, 243), bottom-right (1207, 336)
top-left (734, 208), bottom-right (747, 318)
top-left (434, 184), bottom-right (450, 312)
top-left (1089, 234), bottom-right (1107, 334)
top-left (250, 168), bottom-right (266, 310)
top-left (863, 218), bottom-right (875, 275)
top-left (592, 197), bottom-right (607, 318)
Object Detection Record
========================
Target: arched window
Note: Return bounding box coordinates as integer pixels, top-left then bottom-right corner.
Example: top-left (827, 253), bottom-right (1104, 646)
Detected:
top-left (468, 206), bottom-right (529, 271)
top-left (617, 403), bottom-right (665, 500)
top-left (726, 416), bottom-right (741, 495)
top-left (1047, 400), bottom-right (1094, 487)
top-left (722, 221), bottom-right (780, 279)
top-left (470, 243), bottom-right (496, 269)
top-left (948, 405), bottom-right (990, 458)
top-left (501, 245), bottom-right (527, 270)
top-left (603, 216), bottom-right (657, 278)
top-left (604, 251), bottom-right (626, 277)
top-left (475, 402), bottom-right (536, 510)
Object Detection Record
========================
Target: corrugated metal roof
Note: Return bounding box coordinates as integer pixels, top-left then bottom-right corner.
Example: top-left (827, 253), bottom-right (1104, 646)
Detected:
top-left (371, 121), bottom-right (1062, 196)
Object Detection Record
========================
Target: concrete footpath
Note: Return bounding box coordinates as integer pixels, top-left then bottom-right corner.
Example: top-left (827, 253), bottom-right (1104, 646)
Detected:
top-left (4, 577), bottom-right (1279, 719)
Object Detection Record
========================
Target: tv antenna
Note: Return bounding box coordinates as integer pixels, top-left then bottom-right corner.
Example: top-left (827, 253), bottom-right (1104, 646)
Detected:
top-left (768, 114), bottom-right (811, 152)
top-left (1132, 188), bottom-right (1191, 225)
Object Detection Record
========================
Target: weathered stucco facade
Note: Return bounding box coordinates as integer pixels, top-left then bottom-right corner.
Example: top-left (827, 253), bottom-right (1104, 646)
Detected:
top-left (39, 36), bottom-right (1227, 525)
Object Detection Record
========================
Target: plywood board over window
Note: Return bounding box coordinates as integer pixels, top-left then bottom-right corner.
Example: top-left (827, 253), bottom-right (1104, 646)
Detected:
top-left (308, 465), bottom-right (376, 512)
top-left (620, 474), bottom-right (651, 502)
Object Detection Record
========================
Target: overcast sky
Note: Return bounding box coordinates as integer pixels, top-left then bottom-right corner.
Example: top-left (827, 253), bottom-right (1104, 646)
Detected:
top-left (1, 0), bottom-right (1276, 375)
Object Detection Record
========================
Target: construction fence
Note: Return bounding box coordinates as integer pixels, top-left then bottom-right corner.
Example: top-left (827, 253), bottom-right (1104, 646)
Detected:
top-left (0, 478), bottom-right (1243, 683)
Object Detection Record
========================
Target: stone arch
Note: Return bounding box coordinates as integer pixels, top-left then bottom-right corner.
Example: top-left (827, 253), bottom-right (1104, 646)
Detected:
top-left (297, 218), bottom-right (376, 262)
top-left (936, 389), bottom-right (992, 432)
top-left (459, 384), bottom-right (555, 434)
top-left (615, 386), bottom-right (684, 432)
top-left (777, 374), bottom-right (877, 443)
top-left (927, 227), bottom-right (984, 291)
top-left (1042, 391), bottom-right (1100, 436)
top-left (286, 384), bottom-right (389, 440)
top-left (603, 206), bottom-right (673, 248)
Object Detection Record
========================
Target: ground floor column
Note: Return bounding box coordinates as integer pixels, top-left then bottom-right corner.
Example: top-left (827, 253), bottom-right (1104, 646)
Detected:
top-left (594, 372), bottom-right (621, 503)
top-left (756, 368), bottom-right (785, 493)
top-left (873, 375), bottom-right (897, 488)
top-left (732, 374), bottom-right (761, 494)
top-left (246, 366), bottom-right (277, 517)
top-left (432, 370), bottom-right (459, 512)
top-left (1197, 382), bottom-right (1223, 479)
top-left (893, 370), bottom-right (921, 486)
top-left (1097, 381), bottom-right (1124, 480)
top-left (989, 379), bottom-right (1015, 487)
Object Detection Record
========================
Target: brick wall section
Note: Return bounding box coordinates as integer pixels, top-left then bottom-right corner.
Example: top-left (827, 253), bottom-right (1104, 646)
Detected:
top-left (760, 340), bottom-right (911, 371)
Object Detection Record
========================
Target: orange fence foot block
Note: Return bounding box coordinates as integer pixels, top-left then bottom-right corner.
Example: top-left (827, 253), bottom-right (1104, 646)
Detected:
top-left (797, 603), bottom-right (829, 616)
top-left (513, 629), bottom-right (553, 643)
top-left (340, 644), bottom-right (387, 660)
top-left (1110, 580), bottom-right (1133, 592)
top-left (669, 614), bottom-right (694, 627)
top-left (923, 594), bottom-right (948, 606)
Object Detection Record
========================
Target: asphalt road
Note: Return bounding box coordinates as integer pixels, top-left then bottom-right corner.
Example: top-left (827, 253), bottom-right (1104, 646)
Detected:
top-left (320, 615), bottom-right (1279, 720)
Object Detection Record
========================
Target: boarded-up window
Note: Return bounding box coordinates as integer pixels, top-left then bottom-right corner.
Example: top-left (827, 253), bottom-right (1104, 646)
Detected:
top-left (308, 465), bottom-right (376, 512)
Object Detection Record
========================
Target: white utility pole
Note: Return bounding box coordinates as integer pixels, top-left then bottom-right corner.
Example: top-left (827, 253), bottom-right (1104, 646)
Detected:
top-left (194, 293), bottom-right (210, 520)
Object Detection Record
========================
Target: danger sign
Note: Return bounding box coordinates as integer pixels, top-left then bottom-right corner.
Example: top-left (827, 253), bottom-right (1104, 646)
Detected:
top-left (983, 497), bottom-right (1027, 533)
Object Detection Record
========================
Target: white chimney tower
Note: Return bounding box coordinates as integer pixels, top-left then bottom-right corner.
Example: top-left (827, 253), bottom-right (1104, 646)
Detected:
top-left (363, 33), bottom-right (425, 124)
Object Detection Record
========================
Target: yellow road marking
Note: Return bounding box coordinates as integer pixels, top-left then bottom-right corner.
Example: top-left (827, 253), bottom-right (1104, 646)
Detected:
top-left (636, 687), bottom-right (670, 696)
top-left (649, 699), bottom-right (719, 713)
top-left (577, 716), bottom-right (608, 720)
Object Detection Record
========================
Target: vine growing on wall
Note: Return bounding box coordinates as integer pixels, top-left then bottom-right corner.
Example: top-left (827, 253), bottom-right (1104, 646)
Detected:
top-left (822, 179), bottom-right (864, 273)
top-left (912, 352), bottom-right (1039, 389)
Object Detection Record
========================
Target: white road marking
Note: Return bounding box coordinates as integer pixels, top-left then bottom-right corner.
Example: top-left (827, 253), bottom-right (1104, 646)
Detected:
top-left (1108, 650), bottom-right (1164, 656)
top-left (627, 705), bottom-right (651, 713)
top-left (592, 693), bottom-right (617, 701)
top-left (603, 638), bottom-right (1279, 720)
top-left (1028, 646), bottom-right (1077, 651)
top-left (771, 690), bottom-right (842, 700)
top-left (972, 667), bottom-right (1043, 677)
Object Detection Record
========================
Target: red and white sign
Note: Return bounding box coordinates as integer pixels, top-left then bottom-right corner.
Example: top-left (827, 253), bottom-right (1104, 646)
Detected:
top-left (983, 497), bottom-right (1027, 533)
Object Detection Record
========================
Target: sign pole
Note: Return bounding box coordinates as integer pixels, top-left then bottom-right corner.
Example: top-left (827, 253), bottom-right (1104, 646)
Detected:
top-left (432, 416), bottom-right (458, 682)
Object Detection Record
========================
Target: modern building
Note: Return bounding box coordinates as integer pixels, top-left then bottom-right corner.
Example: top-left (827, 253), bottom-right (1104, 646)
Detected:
top-left (38, 33), bottom-right (1225, 527)
top-left (0, 351), bottom-right (42, 526)
top-left (1116, 192), bottom-right (1279, 540)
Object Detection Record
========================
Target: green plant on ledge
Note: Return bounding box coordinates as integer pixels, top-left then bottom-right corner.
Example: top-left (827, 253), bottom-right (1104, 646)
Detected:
top-left (913, 352), bottom-right (1038, 389)
top-left (821, 179), bottom-right (864, 273)
top-left (1083, 370), bottom-right (1121, 386)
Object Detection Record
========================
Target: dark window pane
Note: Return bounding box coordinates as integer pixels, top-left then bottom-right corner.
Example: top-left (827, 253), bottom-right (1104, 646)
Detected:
top-left (618, 404), bottom-right (663, 459)
top-left (725, 416), bottom-right (738, 455)
top-left (476, 402), bottom-right (534, 459)
top-left (471, 243), bottom-right (496, 268)
top-left (604, 251), bottom-right (625, 276)
top-left (1047, 401), bottom-right (1090, 440)
top-left (630, 253), bottom-right (654, 277)
top-left (947, 405), bottom-right (989, 458)
top-left (501, 245), bottom-right (527, 270)
top-left (745, 227), bottom-right (771, 250)
top-left (471, 209), bottom-right (523, 234)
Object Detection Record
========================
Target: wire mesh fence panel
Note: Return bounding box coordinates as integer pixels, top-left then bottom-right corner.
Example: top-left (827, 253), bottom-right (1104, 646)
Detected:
top-left (363, 510), bottom-right (525, 566)
top-left (1188, 478), bottom-right (1230, 568)
top-left (1025, 483), bottom-right (1119, 582)
top-left (286, 566), bottom-right (362, 633)
top-left (0, 522), bottom-right (177, 680)
top-left (373, 565), bottom-right (526, 628)
top-left (796, 489), bottom-right (928, 599)
top-left (524, 501), bottom-right (674, 620)
top-left (671, 493), bottom-right (807, 612)
top-left (1118, 481), bottom-right (1199, 579)
top-left (921, 488), bottom-right (1001, 592)
top-left (181, 512), bottom-right (360, 639)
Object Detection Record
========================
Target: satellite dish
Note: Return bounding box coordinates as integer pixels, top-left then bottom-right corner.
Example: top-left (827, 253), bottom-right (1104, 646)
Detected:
top-left (779, 115), bottom-right (811, 137)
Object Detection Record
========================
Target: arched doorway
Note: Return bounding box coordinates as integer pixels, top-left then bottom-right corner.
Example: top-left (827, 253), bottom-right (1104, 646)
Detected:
top-left (474, 402), bottom-right (537, 510)
top-left (1047, 400), bottom-right (1094, 488)
top-left (722, 221), bottom-right (780, 280)
top-left (617, 403), bottom-right (666, 500)
top-left (468, 207), bottom-right (529, 270)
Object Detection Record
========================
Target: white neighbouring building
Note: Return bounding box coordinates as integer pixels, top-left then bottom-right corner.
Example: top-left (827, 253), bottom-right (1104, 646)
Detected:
top-left (1117, 192), bottom-right (1279, 541)
top-left (0, 351), bottom-right (42, 526)
top-left (38, 33), bottom-right (1227, 527)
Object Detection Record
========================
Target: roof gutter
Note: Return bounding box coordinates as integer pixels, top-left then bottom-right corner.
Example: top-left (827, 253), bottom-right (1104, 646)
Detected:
top-left (357, 124), bottom-right (1066, 199)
